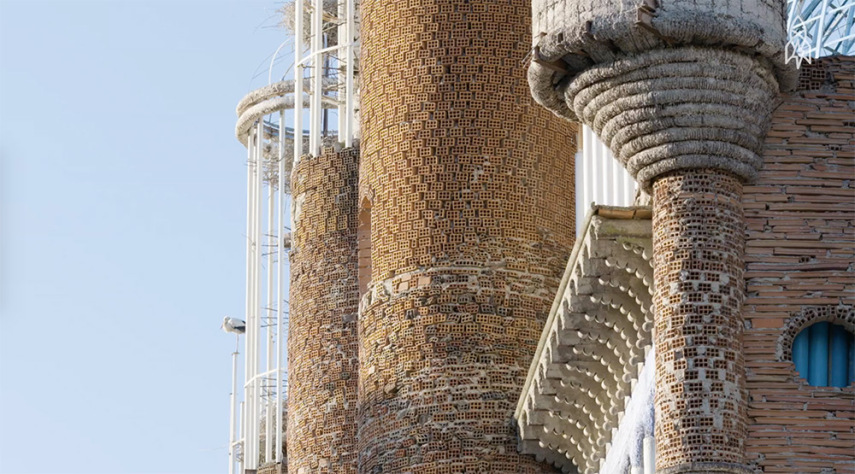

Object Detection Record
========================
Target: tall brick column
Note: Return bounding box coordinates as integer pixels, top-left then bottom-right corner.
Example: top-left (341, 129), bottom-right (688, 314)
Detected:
top-left (525, 1), bottom-right (796, 472)
top-left (651, 170), bottom-right (749, 472)
top-left (357, 0), bottom-right (577, 471)
top-left (288, 147), bottom-right (360, 474)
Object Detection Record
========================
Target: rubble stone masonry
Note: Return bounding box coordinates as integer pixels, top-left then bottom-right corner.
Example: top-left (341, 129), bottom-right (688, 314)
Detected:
top-left (357, 0), bottom-right (577, 471)
top-left (742, 56), bottom-right (855, 473)
top-left (288, 147), bottom-right (360, 474)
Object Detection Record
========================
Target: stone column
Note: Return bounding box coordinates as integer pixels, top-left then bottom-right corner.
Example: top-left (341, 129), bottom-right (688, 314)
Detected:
top-left (525, 1), bottom-right (795, 472)
top-left (357, 0), bottom-right (577, 471)
top-left (288, 147), bottom-right (360, 474)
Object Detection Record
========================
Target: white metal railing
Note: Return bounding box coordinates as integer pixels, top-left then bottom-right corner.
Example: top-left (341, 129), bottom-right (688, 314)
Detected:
top-left (292, 0), bottom-right (359, 167)
top-left (232, 1), bottom-right (360, 471)
top-left (575, 125), bottom-right (638, 235)
top-left (234, 99), bottom-right (291, 474)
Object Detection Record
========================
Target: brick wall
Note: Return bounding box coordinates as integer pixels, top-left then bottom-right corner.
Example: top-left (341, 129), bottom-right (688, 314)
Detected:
top-left (743, 56), bottom-right (855, 473)
top-left (357, 0), bottom-right (577, 471)
top-left (287, 147), bottom-right (360, 474)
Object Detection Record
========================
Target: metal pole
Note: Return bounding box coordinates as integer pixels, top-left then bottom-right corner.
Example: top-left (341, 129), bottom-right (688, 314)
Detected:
top-left (276, 109), bottom-right (285, 463)
top-left (252, 119), bottom-right (265, 468)
top-left (243, 129), bottom-right (254, 472)
top-left (311, 0), bottom-right (323, 155)
top-left (266, 129), bottom-right (275, 462)
top-left (294, 0), bottom-right (304, 164)
top-left (345, 0), bottom-right (355, 147)
top-left (239, 401), bottom-right (245, 474)
top-left (337, 0), bottom-right (346, 142)
top-left (229, 336), bottom-right (238, 474)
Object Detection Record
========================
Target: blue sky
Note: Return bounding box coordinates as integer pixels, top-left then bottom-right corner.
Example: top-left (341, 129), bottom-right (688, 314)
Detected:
top-left (0, 1), bottom-right (288, 472)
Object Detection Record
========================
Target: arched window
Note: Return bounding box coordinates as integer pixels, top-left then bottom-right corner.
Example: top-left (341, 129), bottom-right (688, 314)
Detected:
top-left (792, 322), bottom-right (855, 387)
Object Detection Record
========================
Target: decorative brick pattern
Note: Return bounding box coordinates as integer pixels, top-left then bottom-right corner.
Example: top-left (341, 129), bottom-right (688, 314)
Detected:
top-left (288, 147), bottom-right (360, 474)
top-left (742, 56), bottom-right (855, 474)
top-left (357, 0), bottom-right (577, 471)
top-left (652, 170), bottom-right (749, 472)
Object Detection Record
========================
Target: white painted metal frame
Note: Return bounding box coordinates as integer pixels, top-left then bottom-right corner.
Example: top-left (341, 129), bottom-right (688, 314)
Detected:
top-left (786, 0), bottom-right (855, 66)
top-left (234, 92), bottom-right (293, 474)
top-left (293, 0), bottom-right (359, 165)
top-left (575, 125), bottom-right (637, 235)
top-left (237, 119), bottom-right (288, 472)
top-left (232, 1), bottom-right (359, 469)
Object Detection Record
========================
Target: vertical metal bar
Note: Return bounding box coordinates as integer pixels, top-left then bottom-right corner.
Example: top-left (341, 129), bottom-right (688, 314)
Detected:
top-left (229, 338), bottom-right (238, 474)
top-left (604, 137), bottom-right (614, 205)
top-left (345, 0), bottom-right (355, 146)
top-left (311, 0), bottom-right (323, 155)
top-left (243, 129), bottom-right (254, 472)
top-left (266, 133), bottom-right (275, 462)
top-left (830, 324), bottom-right (849, 387)
top-left (294, 0), bottom-right (304, 170)
top-left (816, 0), bottom-right (828, 57)
top-left (276, 110), bottom-right (285, 463)
top-left (591, 126), bottom-right (601, 206)
top-left (809, 322), bottom-right (829, 386)
top-left (337, 0), bottom-right (346, 139)
top-left (239, 401), bottom-right (245, 474)
top-left (253, 119), bottom-right (265, 468)
top-left (575, 148), bottom-right (584, 236)
top-left (793, 324), bottom-right (811, 381)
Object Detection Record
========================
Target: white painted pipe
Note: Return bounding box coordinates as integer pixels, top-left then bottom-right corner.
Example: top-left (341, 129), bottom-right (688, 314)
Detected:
top-left (276, 109), bottom-right (285, 463)
top-left (242, 129), bottom-right (254, 471)
top-left (229, 336), bottom-right (238, 474)
top-left (239, 401), bottom-right (245, 474)
top-left (266, 141), bottom-right (275, 462)
top-left (310, 0), bottom-right (323, 155)
top-left (345, 0), bottom-right (355, 146)
top-left (643, 435), bottom-right (655, 474)
top-left (293, 0), bottom-right (304, 170)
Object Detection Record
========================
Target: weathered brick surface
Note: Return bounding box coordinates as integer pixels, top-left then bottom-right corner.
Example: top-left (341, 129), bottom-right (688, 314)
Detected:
top-left (287, 147), bottom-right (360, 474)
top-left (357, 0), bottom-right (577, 471)
top-left (743, 56), bottom-right (855, 473)
top-left (652, 170), bottom-right (750, 472)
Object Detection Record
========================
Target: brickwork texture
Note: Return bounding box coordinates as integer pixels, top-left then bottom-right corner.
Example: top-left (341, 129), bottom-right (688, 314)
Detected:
top-left (357, 0), bottom-right (577, 471)
top-left (287, 147), bottom-right (360, 474)
top-left (742, 57), bottom-right (855, 474)
top-left (652, 170), bottom-right (750, 473)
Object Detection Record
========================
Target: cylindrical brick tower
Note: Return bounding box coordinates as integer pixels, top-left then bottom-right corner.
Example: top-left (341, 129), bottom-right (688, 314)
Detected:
top-left (288, 147), bottom-right (360, 474)
top-left (526, 1), bottom-right (795, 472)
top-left (357, 0), bottom-right (578, 471)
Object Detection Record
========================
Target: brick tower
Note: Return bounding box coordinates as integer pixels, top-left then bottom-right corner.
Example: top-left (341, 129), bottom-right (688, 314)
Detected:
top-left (288, 147), bottom-right (361, 473)
top-left (356, 0), bottom-right (578, 471)
top-left (526, 0), bottom-right (796, 472)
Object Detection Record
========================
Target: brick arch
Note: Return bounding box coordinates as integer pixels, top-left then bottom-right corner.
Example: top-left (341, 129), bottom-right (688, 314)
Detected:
top-left (776, 305), bottom-right (855, 366)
